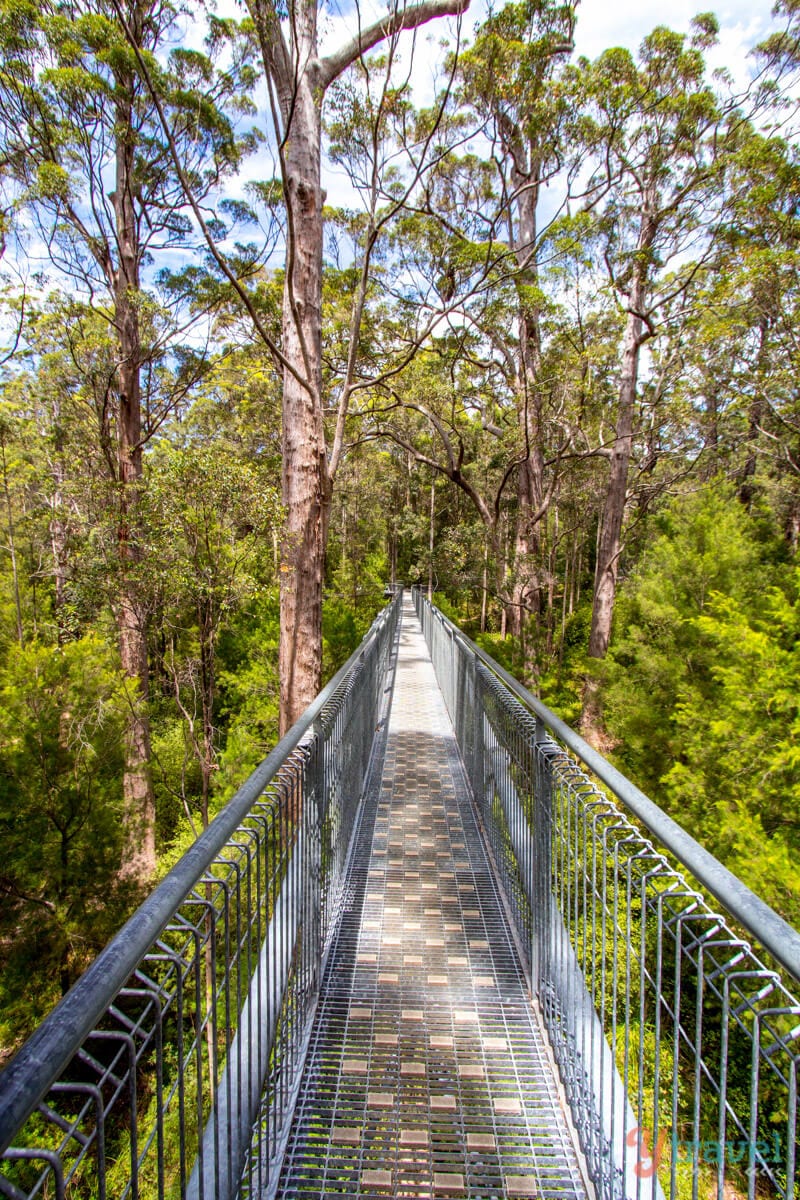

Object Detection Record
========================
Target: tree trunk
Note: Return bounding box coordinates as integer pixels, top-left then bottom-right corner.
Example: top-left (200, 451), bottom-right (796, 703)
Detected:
top-left (427, 479), bottom-right (435, 602)
top-left (587, 204), bottom-right (655, 661)
top-left (260, 0), bottom-right (469, 732)
top-left (499, 514), bottom-right (508, 638)
top-left (701, 382), bottom-right (720, 478)
top-left (587, 308), bottom-right (640, 659)
top-left (278, 70), bottom-right (328, 735)
top-left (117, 501), bottom-right (153, 878)
top-left (115, 90), bottom-right (156, 879)
top-left (480, 538), bottom-right (488, 633)
top-left (508, 160), bottom-right (547, 653)
top-left (49, 451), bottom-right (70, 646)
top-left (787, 503), bottom-right (800, 556)
top-left (199, 599), bottom-right (216, 829)
top-left (509, 452), bottom-right (542, 638)
top-left (0, 431), bottom-right (23, 646)
top-left (739, 318), bottom-right (769, 508)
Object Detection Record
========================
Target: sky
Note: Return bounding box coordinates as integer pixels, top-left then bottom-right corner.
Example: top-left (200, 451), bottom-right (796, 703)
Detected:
top-left (314, 0), bottom-right (780, 212)
top-left (572, 0), bottom-right (771, 70)
top-left (4, 0), bottom-right (782, 305)
top-left (319, 0), bottom-right (777, 97)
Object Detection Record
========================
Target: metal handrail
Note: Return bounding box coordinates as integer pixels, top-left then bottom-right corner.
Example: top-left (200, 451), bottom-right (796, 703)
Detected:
top-left (0, 591), bottom-right (401, 1198)
top-left (448, 609), bottom-right (800, 983)
top-left (0, 663), bottom-right (354, 1149)
top-left (414, 589), bottom-right (800, 1200)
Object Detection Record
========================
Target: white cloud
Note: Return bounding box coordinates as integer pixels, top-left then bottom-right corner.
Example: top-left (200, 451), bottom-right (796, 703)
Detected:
top-left (573, 0), bottom-right (772, 86)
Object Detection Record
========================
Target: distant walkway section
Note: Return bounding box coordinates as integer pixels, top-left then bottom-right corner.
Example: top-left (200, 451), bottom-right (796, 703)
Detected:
top-left (277, 597), bottom-right (588, 1199)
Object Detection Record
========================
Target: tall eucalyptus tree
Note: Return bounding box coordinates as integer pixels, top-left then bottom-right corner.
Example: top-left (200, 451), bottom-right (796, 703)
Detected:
top-left (118, 0), bottom-right (472, 732)
top-left (457, 0), bottom-right (575, 652)
top-left (242, 0), bottom-right (472, 730)
top-left (573, 19), bottom-right (740, 663)
top-left (0, 0), bottom-right (249, 876)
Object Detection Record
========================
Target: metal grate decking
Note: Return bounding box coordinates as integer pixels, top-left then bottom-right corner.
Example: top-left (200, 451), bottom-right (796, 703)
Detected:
top-left (277, 598), bottom-right (588, 1199)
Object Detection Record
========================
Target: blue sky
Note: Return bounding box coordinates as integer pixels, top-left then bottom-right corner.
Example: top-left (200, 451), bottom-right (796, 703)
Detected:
top-left (315, 0), bottom-right (781, 218)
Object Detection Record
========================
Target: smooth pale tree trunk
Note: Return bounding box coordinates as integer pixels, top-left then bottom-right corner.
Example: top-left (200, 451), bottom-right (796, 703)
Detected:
top-left (278, 70), bottom-right (329, 734)
top-left (50, 479), bottom-right (69, 643)
top-left (0, 432), bottom-right (24, 646)
top-left (428, 480), bottom-right (435, 602)
top-left (480, 539), bottom-right (488, 632)
top-left (508, 162), bottom-right (546, 658)
top-left (739, 318), bottom-right (768, 508)
top-left (465, 21), bottom-right (573, 653)
top-left (509, 441), bottom-right (544, 636)
top-left (117, 338), bottom-right (155, 879)
top-left (47, 402), bottom-right (71, 645)
top-left (252, 0), bottom-right (468, 734)
top-left (586, 307), bottom-right (640, 660)
top-left (788, 507), bottom-right (800, 555)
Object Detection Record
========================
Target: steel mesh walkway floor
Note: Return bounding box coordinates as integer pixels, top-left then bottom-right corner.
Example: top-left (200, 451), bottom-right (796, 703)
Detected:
top-left (277, 599), bottom-right (587, 1199)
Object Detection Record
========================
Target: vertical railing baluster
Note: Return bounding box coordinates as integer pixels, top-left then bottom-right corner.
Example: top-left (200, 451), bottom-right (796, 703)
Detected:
top-left (532, 718), bottom-right (551, 993)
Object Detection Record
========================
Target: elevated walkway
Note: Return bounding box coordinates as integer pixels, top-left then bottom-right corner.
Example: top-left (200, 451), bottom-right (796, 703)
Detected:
top-left (2, 591), bottom-right (799, 1200)
top-left (278, 599), bottom-right (587, 1197)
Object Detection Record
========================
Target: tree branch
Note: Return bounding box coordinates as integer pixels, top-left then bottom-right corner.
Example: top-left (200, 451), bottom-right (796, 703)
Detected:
top-left (244, 0), bottom-right (293, 125)
top-left (108, 0), bottom-right (313, 397)
top-left (318, 0), bottom-right (469, 90)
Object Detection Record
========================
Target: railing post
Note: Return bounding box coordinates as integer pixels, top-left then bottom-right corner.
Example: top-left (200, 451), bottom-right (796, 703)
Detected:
top-left (458, 643), bottom-right (477, 798)
top-left (307, 724), bottom-right (324, 978)
top-left (472, 661), bottom-right (486, 820)
top-left (531, 718), bottom-right (552, 998)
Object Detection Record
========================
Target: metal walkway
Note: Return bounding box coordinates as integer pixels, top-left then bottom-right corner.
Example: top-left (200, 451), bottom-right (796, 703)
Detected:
top-left (277, 599), bottom-right (587, 1198)
top-left (5, 593), bottom-right (798, 1200)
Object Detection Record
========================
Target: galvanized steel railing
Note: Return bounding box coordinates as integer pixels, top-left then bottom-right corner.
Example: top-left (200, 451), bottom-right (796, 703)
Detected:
top-left (0, 592), bottom-right (401, 1200)
top-left (414, 589), bottom-right (800, 1200)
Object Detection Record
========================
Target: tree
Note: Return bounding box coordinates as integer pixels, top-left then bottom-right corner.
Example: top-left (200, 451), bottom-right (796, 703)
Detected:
top-left (663, 575), bottom-right (800, 926)
top-left (146, 442), bottom-right (280, 833)
top-left (0, 0), bottom-right (249, 874)
top-left (372, 347), bottom-right (516, 609)
top-left (602, 482), bottom-right (763, 797)
top-left (691, 131), bottom-right (800, 534)
top-left (240, 0), bottom-right (474, 731)
top-left (0, 635), bottom-right (130, 1050)
top-left (571, 19), bottom-right (739, 663)
top-left (457, 0), bottom-right (575, 654)
top-left (117, 0), bottom-right (477, 731)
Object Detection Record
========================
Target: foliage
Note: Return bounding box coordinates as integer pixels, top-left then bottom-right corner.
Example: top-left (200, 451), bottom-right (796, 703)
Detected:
top-left (0, 635), bottom-right (132, 1057)
top-left (603, 483), bottom-right (764, 795)
top-left (602, 482), bottom-right (800, 922)
top-left (0, 0), bottom-right (800, 1170)
top-left (663, 576), bottom-right (800, 924)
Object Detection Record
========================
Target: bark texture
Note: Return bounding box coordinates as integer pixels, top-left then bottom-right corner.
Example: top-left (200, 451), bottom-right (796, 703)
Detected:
top-left (586, 309), bottom-right (639, 659)
top-left (495, 106), bottom-right (551, 652)
top-left (278, 66), bottom-right (329, 732)
top-left (114, 78), bottom-right (156, 877)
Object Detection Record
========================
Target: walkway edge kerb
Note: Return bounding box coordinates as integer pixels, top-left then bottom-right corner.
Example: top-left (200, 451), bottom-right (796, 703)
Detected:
top-left (425, 598), bottom-right (800, 985)
top-left (0, 606), bottom-right (397, 1157)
